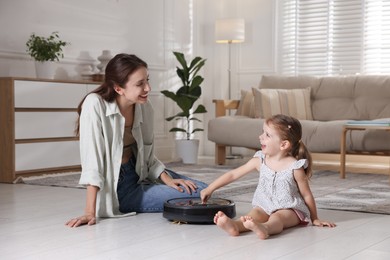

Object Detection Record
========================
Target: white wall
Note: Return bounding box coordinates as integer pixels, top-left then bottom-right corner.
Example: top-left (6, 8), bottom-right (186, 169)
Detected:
top-left (0, 0), bottom-right (275, 160)
top-left (195, 0), bottom-right (275, 157)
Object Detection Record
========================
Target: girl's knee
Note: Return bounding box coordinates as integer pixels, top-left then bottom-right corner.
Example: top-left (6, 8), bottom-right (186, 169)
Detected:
top-left (270, 210), bottom-right (300, 229)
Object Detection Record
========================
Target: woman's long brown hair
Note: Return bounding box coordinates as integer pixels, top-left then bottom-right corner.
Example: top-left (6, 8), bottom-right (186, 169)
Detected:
top-left (75, 54), bottom-right (147, 135)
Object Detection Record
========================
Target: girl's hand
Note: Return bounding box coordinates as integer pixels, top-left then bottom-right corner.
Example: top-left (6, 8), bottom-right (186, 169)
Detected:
top-left (65, 214), bottom-right (96, 228)
top-left (200, 188), bottom-right (212, 203)
top-left (312, 219), bottom-right (336, 228)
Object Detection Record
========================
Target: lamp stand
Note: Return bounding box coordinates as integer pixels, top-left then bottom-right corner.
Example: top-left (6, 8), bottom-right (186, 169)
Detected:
top-left (226, 41), bottom-right (242, 160)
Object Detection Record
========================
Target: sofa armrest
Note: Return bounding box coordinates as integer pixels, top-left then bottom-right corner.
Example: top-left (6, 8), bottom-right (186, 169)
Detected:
top-left (212, 99), bottom-right (240, 117)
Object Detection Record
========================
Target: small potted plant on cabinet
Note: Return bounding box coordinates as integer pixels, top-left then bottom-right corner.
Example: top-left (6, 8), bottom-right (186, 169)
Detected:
top-left (161, 51), bottom-right (207, 164)
top-left (26, 31), bottom-right (69, 79)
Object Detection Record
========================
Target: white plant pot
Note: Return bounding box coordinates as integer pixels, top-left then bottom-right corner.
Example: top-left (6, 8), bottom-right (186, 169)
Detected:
top-left (35, 61), bottom-right (57, 79)
top-left (175, 139), bottom-right (199, 164)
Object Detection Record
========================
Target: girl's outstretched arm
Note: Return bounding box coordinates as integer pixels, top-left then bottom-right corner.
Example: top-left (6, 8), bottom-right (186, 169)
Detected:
top-left (201, 157), bottom-right (260, 203)
top-left (294, 169), bottom-right (336, 227)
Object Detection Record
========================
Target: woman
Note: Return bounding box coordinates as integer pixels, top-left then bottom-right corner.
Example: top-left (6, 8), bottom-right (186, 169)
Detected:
top-left (66, 53), bottom-right (207, 227)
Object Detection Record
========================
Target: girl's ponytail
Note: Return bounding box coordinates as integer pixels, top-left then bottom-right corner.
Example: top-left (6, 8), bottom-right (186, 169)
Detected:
top-left (297, 141), bottom-right (312, 178)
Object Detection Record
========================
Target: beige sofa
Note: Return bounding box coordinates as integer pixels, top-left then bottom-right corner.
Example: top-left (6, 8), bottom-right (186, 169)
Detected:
top-left (208, 75), bottom-right (390, 174)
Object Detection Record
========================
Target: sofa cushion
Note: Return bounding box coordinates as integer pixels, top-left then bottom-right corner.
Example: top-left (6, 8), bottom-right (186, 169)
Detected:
top-left (208, 116), bottom-right (263, 149)
top-left (259, 75), bottom-right (390, 121)
top-left (259, 75), bottom-right (321, 92)
top-left (312, 76), bottom-right (361, 120)
top-left (301, 119), bottom-right (390, 152)
top-left (300, 120), bottom-right (346, 152)
top-left (236, 90), bottom-right (255, 118)
top-left (312, 76), bottom-right (390, 120)
top-left (252, 87), bottom-right (313, 120)
top-left (354, 76), bottom-right (390, 119)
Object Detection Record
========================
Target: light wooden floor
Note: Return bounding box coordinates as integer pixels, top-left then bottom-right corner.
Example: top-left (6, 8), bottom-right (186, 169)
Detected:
top-left (1, 157), bottom-right (390, 259)
top-left (1, 184), bottom-right (390, 260)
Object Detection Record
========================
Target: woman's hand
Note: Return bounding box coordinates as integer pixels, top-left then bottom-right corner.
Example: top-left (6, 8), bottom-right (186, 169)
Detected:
top-left (159, 171), bottom-right (197, 194)
top-left (167, 178), bottom-right (197, 194)
top-left (65, 214), bottom-right (96, 228)
top-left (312, 218), bottom-right (336, 228)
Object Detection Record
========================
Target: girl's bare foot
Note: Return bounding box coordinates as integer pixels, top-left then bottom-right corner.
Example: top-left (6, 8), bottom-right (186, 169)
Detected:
top-left (214, 211), bottom-right (240, 236)
top-left (241, 216), bottom-right (269, 240)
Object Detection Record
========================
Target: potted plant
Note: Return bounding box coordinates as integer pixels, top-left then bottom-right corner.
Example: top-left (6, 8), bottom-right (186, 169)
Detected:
top-left (26, 31), bottom-right (69, 79)
top-left (161, 51), bottom-right (207, 163)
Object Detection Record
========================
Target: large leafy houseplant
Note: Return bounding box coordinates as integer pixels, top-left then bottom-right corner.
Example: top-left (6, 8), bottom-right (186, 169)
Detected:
top-left (161, 52), bottom-right (207, 140)
top-left (26, 31), bottom-right (69, 62)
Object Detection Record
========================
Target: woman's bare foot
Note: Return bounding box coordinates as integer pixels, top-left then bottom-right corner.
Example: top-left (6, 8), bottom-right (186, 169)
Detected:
top-left (214, 211), bottom-right (240, 236)
top-left (241, 216), bottom-right (269, 240)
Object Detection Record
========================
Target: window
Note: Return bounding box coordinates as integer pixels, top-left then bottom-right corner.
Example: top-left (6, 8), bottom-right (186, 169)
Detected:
top-left (277, 0), bottom-right (390, 76)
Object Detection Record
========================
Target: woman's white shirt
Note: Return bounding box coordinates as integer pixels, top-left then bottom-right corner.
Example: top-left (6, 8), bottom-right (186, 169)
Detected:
top-left (78, 93), bottom-right (165, 217)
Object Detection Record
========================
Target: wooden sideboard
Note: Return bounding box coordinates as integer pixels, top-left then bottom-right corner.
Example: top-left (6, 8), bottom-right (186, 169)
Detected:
top-left (0, 77), bottom-right (100, 183)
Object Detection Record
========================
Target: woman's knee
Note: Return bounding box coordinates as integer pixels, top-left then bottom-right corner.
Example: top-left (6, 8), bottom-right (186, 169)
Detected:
top-left (196, 180), bottom-right (208, 190)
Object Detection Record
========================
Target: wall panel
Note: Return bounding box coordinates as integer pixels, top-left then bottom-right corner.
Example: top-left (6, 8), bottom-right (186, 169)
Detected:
top-left (0, 0), bottom-right (276, 160)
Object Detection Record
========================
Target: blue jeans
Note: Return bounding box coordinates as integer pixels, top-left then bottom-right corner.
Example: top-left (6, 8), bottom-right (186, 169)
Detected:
top-left (117, 157), bottom-right (208, 213)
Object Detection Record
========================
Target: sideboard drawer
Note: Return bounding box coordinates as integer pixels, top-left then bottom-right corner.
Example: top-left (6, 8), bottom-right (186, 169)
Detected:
top-left (15, 112), bottom-right (79, 139)
top-left (14, 80), bottom-right (88, 108)
top-left (15, 142), bottom-right (80, 171)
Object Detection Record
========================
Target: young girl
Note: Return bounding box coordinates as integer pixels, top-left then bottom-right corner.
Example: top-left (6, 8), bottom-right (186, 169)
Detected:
top-left (201, 114), bottom-right (336, 239)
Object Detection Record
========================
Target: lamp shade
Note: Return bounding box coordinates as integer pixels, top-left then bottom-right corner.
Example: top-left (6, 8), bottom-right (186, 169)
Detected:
top-left (215, 18), bottom-right (245, 43)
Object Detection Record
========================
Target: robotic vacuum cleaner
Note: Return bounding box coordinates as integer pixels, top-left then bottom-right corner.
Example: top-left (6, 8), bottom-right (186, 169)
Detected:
top-left (163, 197), bottom-right (236, 224)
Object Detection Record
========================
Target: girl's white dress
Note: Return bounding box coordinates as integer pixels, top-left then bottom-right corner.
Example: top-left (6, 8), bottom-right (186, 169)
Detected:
top-left (252, 151), bottom-right (310, 221)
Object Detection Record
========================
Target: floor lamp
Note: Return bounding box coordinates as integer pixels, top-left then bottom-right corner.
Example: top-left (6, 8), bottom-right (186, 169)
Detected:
top-left (215, 18), bottom-right (245, 159)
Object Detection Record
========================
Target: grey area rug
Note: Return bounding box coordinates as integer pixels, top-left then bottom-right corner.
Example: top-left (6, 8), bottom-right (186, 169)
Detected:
top-left (19, 162), bottom-right (390, 215)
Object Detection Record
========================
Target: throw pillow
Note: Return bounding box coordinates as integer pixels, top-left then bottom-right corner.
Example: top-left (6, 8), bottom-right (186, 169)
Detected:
top-left (236, 89), bottom-right (255, 118)
top-left (252, 87), bottom-right (313, 120)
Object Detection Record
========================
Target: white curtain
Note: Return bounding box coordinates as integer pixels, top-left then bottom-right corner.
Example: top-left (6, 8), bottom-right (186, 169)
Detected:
top-left (277, 0), bottom-right (390, 76)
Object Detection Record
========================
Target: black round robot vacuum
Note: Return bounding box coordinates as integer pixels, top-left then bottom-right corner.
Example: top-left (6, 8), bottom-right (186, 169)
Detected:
top-left (163, 197), bottom-right (236, 224)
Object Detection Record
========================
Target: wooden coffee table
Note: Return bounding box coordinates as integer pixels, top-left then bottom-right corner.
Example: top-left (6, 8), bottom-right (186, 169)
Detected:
top-left (340, 122), bottom-right (390, 179)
